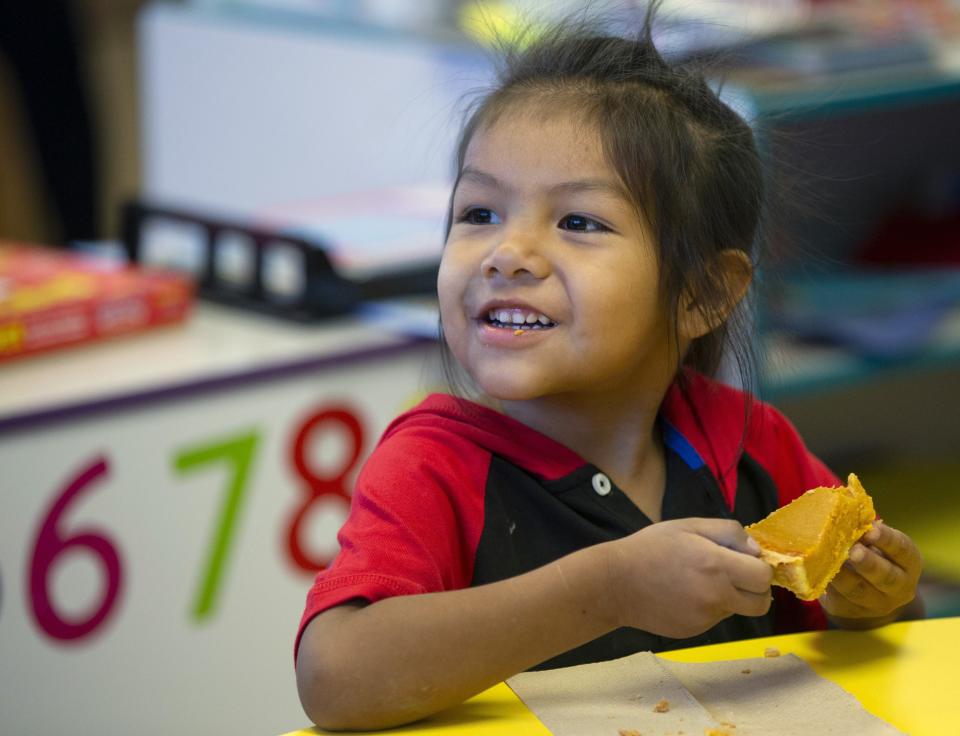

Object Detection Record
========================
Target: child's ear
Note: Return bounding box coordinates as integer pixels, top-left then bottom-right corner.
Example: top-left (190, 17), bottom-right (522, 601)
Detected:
top-left (677, 249), bottom-right (753, 341)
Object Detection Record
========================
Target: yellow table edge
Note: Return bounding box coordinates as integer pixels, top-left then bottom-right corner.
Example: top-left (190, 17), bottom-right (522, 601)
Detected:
top-left (282, 616), bottom-right (960, 735)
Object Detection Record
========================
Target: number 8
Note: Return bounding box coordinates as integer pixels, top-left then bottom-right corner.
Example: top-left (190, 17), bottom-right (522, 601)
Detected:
top-left (286, 407), bottom-right (364, 573)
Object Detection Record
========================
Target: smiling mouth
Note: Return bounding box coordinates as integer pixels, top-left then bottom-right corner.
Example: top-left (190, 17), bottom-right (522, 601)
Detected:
top-left (483, 308), bottom-right (557, 331)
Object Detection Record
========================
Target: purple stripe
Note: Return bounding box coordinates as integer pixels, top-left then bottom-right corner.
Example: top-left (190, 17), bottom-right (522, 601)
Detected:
top-left (0, 337), bottom-right (433, 436)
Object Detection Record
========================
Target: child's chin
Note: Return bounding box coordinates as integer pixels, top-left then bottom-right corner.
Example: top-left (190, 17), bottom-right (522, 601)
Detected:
top-left (477, 379), bottom-right (551, 403)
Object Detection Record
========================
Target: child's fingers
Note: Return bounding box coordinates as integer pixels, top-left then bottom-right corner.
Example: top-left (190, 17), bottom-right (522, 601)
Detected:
top-left (688, 518), bottom-right (760, 556)
top-left (820, 585), bottom-right (874, 619)
top-left (828, 566), bottom-right (878, 607)
top-left (861, 522), bottom-right (922, 574)
top-left (827, 566), bottom-right (896, 616)
top-left (727, 586), bottom-right (772, 618)
top-left (847, 544), bottom-right (908, 595)
top-left (721, 547), bottom-right (774, 594)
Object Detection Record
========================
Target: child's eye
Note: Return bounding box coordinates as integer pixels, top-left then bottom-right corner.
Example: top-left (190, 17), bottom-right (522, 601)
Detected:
top-left (558, 214), bottom-right (611, 233)
top-left (457, 207), bottom-right (501, 225)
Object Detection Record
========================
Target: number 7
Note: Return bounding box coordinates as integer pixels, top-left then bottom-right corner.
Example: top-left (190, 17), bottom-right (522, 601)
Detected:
top-left (173, 432), bottom-right (259, 621)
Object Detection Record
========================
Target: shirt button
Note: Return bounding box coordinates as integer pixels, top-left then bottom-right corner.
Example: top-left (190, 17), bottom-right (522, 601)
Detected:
top-left (592, 472), bottom-right (612, 496)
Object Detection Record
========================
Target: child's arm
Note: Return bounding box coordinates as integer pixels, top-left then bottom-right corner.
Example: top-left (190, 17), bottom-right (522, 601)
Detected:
top-left (820, 521), bottom-right (924, 630)
top-left (296, 517), bottom-right (773, 730)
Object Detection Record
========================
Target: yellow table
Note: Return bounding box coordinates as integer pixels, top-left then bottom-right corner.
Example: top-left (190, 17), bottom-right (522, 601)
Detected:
top-left (282, 616), bottom-right (959, 735)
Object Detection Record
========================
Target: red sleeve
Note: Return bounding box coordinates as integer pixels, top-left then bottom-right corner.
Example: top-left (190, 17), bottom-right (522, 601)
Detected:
top-left (294, 426), bottom-right (490, 658)
top-left (747, 402), bottom-right (841, 634)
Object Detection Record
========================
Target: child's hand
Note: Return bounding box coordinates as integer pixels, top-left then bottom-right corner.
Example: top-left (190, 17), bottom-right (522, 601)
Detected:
top-left (606, 518), bottom-right (773, 639)
top-left (820, 521), bottom-right (923, 627)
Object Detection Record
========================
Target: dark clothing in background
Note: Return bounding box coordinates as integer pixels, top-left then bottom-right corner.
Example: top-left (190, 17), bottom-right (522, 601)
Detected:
top-left (0, 0), bottom-right (100, 241)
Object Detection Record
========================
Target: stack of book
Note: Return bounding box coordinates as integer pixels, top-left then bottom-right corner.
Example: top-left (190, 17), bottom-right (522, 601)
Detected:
top-left (0, 243), bottom-right (195, 363)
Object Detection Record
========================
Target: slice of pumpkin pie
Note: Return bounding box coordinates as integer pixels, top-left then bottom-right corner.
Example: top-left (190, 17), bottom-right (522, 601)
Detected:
top-left (746, 473), bottom-right (875, 601)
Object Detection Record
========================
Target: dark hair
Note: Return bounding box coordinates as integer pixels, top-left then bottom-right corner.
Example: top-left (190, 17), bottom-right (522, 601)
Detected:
top-left (439, 6), bottom-right (762, 398)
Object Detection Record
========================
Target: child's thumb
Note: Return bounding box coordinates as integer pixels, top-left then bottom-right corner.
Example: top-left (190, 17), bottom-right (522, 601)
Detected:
top-left (688, 518), bottom-right (761, 556)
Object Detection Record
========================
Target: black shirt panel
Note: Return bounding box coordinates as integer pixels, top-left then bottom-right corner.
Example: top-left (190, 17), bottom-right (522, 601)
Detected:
top-left (660, 457), bottom-right (731, 522)
top-left (734, 452), bottom-right (781, 522)
top-left (471, 447), bottom-right (783, 670)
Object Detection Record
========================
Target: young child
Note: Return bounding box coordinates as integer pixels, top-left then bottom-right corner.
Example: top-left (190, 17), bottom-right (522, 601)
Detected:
top-left (295, 14), bottom-right (923, 731)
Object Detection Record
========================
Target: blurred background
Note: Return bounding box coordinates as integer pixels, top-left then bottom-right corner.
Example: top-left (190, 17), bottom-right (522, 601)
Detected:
top-left (2, 1), bottom-right (960, 734)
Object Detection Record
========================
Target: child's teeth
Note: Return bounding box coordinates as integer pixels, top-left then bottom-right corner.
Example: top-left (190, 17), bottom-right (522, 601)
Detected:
top-left (487, 308), bottom-right (554, 327)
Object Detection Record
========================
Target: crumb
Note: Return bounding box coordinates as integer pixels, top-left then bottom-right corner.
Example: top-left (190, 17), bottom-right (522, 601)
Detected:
top-left (653, 699), bottom-right (670, 713)
top-left (740, 668), bottom-right (751, 674)
top-left (513, 329), bottom-right (525, 336)
top-left (618, 730), bottom-right (642, 736)
top-left (764, 647), bottom-right (780, 658)
top-left (721, 722), bottom-right (737, 729)
top-left (704, 730), bottom-right (733, 736)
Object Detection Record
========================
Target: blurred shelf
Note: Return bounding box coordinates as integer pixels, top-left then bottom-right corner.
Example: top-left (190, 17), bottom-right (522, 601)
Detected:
top-left (733, 62), bottom-right (960, 121)
top-left (760, 308), bottom-right (960, 400)
top-left (719, 25), bottom-right (960, 121)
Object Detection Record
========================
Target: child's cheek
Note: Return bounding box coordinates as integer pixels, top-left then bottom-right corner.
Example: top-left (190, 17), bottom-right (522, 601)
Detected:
top-left (436, 260), bottom-right (456, 315)
top-left (436, 272), bottom-right (468, 357)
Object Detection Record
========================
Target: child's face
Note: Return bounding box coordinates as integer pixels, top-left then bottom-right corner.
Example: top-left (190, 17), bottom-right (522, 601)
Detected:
top-left (438, 109), bottom-right (678, 402)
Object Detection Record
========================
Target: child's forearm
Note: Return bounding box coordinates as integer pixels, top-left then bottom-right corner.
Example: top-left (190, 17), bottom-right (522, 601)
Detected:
top-left (296, 542), bottom-right (618, 730)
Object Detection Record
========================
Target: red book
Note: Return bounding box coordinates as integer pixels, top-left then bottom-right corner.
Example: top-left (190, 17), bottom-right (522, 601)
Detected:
top-left (0, 243), bottom-right (195, 363)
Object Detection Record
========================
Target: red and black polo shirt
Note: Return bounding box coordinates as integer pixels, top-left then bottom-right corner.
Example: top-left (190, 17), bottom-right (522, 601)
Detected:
top-left (297, 370), bottom-right (838, 669)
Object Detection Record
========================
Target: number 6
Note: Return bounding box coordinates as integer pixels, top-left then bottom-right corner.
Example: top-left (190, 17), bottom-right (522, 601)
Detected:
top-left (28, 456), bottom-right (124, 642)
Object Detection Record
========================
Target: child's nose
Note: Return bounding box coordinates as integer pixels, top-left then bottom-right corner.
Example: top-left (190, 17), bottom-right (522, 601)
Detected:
top-left (480, 229), bottom-right (550, 280)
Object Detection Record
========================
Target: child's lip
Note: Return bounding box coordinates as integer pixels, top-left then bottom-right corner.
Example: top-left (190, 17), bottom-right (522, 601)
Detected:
top-left (475, 319), bottom-right (555, 347)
